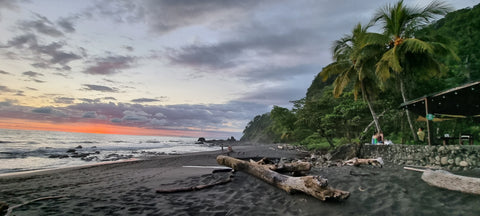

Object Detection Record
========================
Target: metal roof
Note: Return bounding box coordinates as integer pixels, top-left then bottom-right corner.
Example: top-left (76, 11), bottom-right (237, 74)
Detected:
top-left (400, 81), bottom-right (480, 118)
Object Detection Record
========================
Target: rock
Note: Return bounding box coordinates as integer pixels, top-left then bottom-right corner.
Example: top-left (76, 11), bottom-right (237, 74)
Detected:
top-left (459, 161), bottom-right (468, 167)
top-left (227, 136), bottom-right (236, 142)
top-left (448, 159), bottom-right (454, 165)
top-left (438, 146), bottom-right (445, 152)
top-left (0, 201), bottom-right (8, 215)
top-left (455, 157), bottom-right (462, 166)
top-left (75, 145), bottom-right (83, 149)
top-left (324, 153), bottom-right (332, 161)
top-left (66, 149), bottom-right (76, 153)
top-left (330, 143), bottom-right (359, 160)
top-left (49, 154), bottom-right (69, 159)
top-left (440, 157), bottom-right (448, 166)
top-left (71, 153), bottom-right (91, 158)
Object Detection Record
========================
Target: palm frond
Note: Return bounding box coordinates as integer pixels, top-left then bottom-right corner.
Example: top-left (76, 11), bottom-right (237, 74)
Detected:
top-left (376, 49), bottom-right (395, 81)
top-left (332, 66), bottom-right (356, 98)
top-left (428, 41), bottom-right (460, 62)
top-left (399, 38), bottom-right (434, 54)
top-left (319, 61), bottom-right (351, 82)
top-left (421, 0), bottom-right (453, 22)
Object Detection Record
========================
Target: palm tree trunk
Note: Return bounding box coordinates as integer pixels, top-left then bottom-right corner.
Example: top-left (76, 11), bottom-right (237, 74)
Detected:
top-left (361, 83), bottom-right (381, 133)
top-left (400, 81), bottom-right (417, 141)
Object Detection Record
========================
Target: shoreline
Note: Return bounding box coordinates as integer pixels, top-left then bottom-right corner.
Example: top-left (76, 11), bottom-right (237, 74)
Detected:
top-left (0, 146), bottom-right (225, 178)
top-left (1, 144), bottom-right (479, 215)
top-left (0, 158), bottom-right (140, 178)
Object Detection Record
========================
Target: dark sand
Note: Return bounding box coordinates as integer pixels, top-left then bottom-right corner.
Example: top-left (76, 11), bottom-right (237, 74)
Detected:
top-left (1, 144), bottom-right (479, 216)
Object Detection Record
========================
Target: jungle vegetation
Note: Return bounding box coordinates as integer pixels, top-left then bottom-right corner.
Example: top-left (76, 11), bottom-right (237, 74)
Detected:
top-left (240, 1), bottom-right (480, 150)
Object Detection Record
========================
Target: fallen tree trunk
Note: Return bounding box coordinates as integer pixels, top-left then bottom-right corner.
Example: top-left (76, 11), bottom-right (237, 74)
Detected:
top-left (217, 155), bottom-right (349, 201)
top-left (251, 158), bottom-right (312, 173)
top-left (343, 157), bottom-right (384, 167)
top-left (406, 168), bottom-right (480, 195)
top-left (405, 167), bottom-right (480, 195)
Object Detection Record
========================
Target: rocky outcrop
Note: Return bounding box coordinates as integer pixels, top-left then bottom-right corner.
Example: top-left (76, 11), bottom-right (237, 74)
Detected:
top-left (330, 143), bottom-right (362, 160)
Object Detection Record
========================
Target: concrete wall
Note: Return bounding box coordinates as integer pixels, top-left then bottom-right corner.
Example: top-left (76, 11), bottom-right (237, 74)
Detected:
top-left (360, 144), bottom-right (480, 171)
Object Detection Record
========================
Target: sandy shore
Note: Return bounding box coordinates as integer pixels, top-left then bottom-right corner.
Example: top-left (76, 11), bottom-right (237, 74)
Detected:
top-left (1, 144), bottom-right (479, 215)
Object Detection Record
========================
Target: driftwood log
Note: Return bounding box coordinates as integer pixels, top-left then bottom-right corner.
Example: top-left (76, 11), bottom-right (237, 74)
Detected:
top-left (251, 157), bottom-right (312, 175)
top-left (217, 155), bottom-right (350, 201)
top-left (405, 167), bottom-right (480, 195)
top-left (343, 157), bottom-right (384, 167)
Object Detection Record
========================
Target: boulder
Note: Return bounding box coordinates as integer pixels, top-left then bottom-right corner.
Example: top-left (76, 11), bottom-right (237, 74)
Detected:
top-left (330, 143), bottom-right (360, 160)
top-left (455, 157), bottom-right (462, 166)
top-left (460, 161), bottom-right (469, 167)
top-left (440, 157), bottom-right (448, 166)
top-left (49, 154), bottom-right (69, 159)
top-left (66, 149), bottom-right (76, 153)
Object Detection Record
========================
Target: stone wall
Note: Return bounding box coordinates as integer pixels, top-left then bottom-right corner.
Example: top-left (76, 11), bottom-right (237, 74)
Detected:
top-left (359, 144), bottom-right (480, 171)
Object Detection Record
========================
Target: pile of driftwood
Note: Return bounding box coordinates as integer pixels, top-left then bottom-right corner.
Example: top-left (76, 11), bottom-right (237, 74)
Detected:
top-left (157, 155), bottom-right (387, 201)
top-left (216, 155), bottom-right (350, 201)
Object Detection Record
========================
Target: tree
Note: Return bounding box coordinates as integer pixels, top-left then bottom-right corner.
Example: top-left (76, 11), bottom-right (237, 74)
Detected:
top-left (241, 113), bottom-right (276, 143)
top-left (372, 0), bottom-right (455, 142)
top-left (320, 23), bottom-right (386, 134)
top-left (295, 87), bottom-right (336, 148)
top-left (270, 106), bottom-right (296, 142)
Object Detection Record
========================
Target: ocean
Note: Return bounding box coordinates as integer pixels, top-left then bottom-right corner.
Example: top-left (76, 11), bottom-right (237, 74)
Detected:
top-left (0, 128), bottom-right (221, 174)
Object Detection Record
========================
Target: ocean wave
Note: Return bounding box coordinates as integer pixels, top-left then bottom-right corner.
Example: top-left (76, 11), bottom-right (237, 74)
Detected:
top-left (0, 141), bottom-right (17, 144)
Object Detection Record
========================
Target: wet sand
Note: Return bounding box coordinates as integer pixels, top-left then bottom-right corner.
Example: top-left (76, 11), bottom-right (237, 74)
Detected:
top-left (1, 144), bottom-right (479, 216)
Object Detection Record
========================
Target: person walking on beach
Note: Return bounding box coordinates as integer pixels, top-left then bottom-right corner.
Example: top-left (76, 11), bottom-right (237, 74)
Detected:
top-left (417, 128), bottom-right (425, 143)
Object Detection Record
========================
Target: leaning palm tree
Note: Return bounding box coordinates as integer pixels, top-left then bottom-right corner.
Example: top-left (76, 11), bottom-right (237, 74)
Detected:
top-left (372, 0), bottom-right (455, 141)
top-left (320, 23), bottom-right (386, 134)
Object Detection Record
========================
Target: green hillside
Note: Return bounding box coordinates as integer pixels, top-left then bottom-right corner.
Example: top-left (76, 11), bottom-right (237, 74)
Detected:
top-left (241, 2), bottom-right (480, 149)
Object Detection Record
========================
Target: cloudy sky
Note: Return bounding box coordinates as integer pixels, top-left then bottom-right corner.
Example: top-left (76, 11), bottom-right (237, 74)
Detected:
top-left (0, 0), bottom-right (478, 138)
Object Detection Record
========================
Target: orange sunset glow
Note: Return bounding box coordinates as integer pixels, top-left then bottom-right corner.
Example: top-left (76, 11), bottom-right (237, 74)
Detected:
top-left (0, 118), bottom-right (209, 137)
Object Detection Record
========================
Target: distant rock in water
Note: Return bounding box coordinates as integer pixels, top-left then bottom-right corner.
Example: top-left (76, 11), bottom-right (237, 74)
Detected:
top-left (49, 154), bottom-right (69, 159)
top-left (66, 149), bottom-right (76, 153)
top-left (196, 136), bottom-right (238, 145)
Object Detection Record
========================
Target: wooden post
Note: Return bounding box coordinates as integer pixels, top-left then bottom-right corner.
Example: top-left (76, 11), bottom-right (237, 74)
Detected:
top-left (424, 98), bottom-right (431, 146)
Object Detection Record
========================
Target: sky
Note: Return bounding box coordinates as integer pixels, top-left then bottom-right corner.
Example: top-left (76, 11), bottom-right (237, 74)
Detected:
top-left (0, 0), bottom-right (479, 139)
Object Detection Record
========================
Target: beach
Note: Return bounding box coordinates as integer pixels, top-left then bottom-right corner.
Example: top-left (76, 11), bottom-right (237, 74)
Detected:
top-left (1, 144), bottom-right (480, 216)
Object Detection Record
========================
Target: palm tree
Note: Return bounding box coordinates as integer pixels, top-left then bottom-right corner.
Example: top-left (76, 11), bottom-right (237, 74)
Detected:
top-left (320, 23), bottom-right (386, 134)
top-left (372, 0), bottom-right (455, 141)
